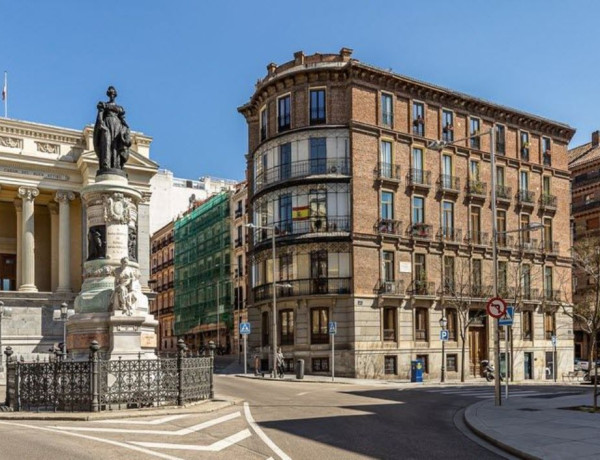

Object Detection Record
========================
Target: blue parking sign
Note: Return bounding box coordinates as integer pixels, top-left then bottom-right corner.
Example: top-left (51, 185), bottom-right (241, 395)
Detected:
top-left (440, 330), bottom-right (449, 341)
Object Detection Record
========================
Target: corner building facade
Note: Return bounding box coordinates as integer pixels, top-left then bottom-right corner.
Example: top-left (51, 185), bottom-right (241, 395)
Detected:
top-left (238, 49), bottom-right (575, 379)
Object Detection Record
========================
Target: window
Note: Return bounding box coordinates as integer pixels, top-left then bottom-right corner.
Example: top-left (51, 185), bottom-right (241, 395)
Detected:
top-left (496, 165), bottom-right (505, 186)
top-left (444, 256), bottom-right (455, 293)
top-left (279, 143), bottom-right (291, 180)
top-left (544, 266), bottom-right (553, 299)
top-left (442, 154), bottom-right (453, 188)
top-left (446, 354), bottom-right (458, 372)
top-left (520, 131), bottom-right (530, 160)
top-left (412, 196), bottom-right (424, 224)
top-left (495, 124), bottom-right (506, 154)
top-left (311, 307), bottom-right (329, 344)
top-left (470, 118), bottom-right (481, 149)
top-left (310, 89), bottom-right (326, 125)
top-left (260, 106), bottom-right (268, 142)
top-left (544, 218), bottom-right (553, 251)
top-left (383, 251), bottom-right (394, 282)
top-left (543, 176), bottom-right (551, 196)
top-left (522, 310), bottom-right (533, 340)
top-left (415, 308), bottom-right (428, 341)
top-left (312, 357), bottom-right (329, 372)
top-left (416, 354), bottom-right (429, 374)
top-left (520, 213), bottom-right (531, 244)
top-left (446, 309), bottom-right (457, 340)
top-left (279, 309), bottom-right (294, 345)
top-left (520, 170), bottom-right (529, 193)
top-left (522, 264), bottom-right (531, 299)
top-left (472, 259), bottom-right (482, 295)
top-left (543, 137), bottom-right (552, 166)
top-left (278, 95), bottom-right (291, 132)
top-left (309, 138), bottom-right (327, 174)
top-left (544, 311), bottom-right (556, 340)
top-left (279, 253), bottom-right (292, 281)
top-left (310, 250), bottom-right (328, 294)
top-left (413, 102), bottom-right (425, 136)
top-left (498, 261), bottom-right (508, 295)
top-left (381, 191), bottom-right (394, 220)
top-left (384, 356), bottom-right (397, 375)
top-left (414, 254), bottom-right (426, 285)
top-left (383, 307), bottom-right (397, 341)
top-left (470, 160), bottom-right (480, 180)
top-left (261, 311), bottom-right (269, 346)
top-left (278, 193), bottom-right (292, 234)
top-left (381, 93), bottom-right (393, 127)
top-left (471, 206), bottom-right (481, 243)
top-left (442, 201), bottom-right (454, 237)
top-left (442, 110), bottom-right (454, 142)
top-left (309, 189), bottom-right (327, 232)
top-left (497, 210), bottom-right (506, 246)
top-left (380, 140), bottom-right (392, 177)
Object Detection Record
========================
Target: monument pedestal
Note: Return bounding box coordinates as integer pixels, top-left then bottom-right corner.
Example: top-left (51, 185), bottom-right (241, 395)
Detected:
top-left (68, 174), bottom-right (157, 360)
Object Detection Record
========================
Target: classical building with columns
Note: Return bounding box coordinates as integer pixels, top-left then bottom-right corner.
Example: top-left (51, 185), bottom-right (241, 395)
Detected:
top-left (0, 117), bottom-right (158, 363)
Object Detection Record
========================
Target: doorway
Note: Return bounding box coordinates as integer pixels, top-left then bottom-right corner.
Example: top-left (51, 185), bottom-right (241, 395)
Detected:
top-left (524, 352), bottom-right (533, 379)
top-left (545, 351), bottom-right (554, 380)
top-left (468, 310), bottom-right (487, 377)
top-left (0, 254), bottom-right (16, 291)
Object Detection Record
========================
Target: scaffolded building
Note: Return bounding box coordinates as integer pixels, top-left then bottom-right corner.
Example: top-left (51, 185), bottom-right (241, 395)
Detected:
top-left (174, 192), bottom-right (232, 351)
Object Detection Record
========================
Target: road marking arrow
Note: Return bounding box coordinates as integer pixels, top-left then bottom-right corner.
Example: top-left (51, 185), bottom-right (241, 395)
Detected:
top-left (52, 411), bottom-right (240, 435)
top-left (130, 429), bottom-right (251, 451)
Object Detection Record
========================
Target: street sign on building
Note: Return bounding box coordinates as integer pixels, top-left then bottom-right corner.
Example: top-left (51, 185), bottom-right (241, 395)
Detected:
top-left (239, 322), bottom-right (251, 335)
top-left (486, 297), bottom-right (507, 319)
top-left (329, 321), bottom-right (337, 334)
top-left (499, 306), bottom-right (514, 327)
top-left (551, 335), bottom-right (557, 346)
top-left (440, 330), bottom-right (449, 341)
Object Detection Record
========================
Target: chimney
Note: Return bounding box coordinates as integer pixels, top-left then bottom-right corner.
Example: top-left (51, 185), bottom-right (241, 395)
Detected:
top-left (293, 51), bottom-right (305, 65)
top-left (593, 130), bottom-right (600, 148)
top-left (266, 62), bottom-right (277, 76)
top-left (339, 47), bottom-right (353, 61)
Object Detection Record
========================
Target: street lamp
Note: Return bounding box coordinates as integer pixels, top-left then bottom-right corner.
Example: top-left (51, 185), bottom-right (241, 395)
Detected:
top-left (0, 301), bottom-right (13, 372)
top-left (439, 314), bottom-right (448, 383)
top-left (54, 302), bottom-right (72, 359)
top-left (246, 222), bottom-right (278, 376)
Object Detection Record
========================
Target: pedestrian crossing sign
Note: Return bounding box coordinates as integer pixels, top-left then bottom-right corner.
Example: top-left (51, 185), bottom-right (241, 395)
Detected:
top-left (239, 322), bottom-right (251, 335)
top-left (499, 306), bottom-right (514, 327)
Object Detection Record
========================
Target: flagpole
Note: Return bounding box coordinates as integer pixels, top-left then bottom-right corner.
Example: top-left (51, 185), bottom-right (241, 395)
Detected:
top-left (3, 71), bottom-right (7, 118)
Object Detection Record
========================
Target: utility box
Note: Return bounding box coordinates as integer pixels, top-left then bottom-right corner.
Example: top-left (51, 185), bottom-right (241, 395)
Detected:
top-left (411, 360), bottom-right (424, 383)
top-left (296, 359), bottom-right (305, 379)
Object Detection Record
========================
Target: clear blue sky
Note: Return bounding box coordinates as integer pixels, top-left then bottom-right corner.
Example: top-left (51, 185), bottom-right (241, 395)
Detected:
top-left (1, 0), bottom-right (598, 180)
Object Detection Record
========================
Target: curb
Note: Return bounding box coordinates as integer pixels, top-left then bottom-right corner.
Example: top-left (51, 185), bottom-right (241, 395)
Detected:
top-left (0, 397), bottom-right (243, 421)
top-left (463, 400), bottom-right (540, 460)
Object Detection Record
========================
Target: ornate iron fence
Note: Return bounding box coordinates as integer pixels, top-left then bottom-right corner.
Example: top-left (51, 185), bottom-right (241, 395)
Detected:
top-left (4, 340), bottom-right (213, 412)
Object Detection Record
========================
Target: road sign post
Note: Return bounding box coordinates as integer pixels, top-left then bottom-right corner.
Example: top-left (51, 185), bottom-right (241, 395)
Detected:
top-left (552, 335), bottom-right (557, 382)
top-left (329, 321), bottom-right (337, 382)
top-left (240, 322), bottom-right (251, 375)
top-left (498, 305), bottom-right (514, 399)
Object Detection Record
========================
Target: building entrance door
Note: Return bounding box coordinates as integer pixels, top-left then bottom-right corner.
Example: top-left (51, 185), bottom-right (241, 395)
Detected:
top-left (0, 254), bottom-right (16, 291)
top-left (468, 311), bottom-right (487, 377)
top-left (524, 352), bottom-right (533, 379)
top-left (545, 351), bottom-right (554, 380)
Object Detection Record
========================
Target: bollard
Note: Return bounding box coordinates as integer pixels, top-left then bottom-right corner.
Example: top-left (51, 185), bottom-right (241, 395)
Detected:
top-left (177, 339), bottom-right (186, 406)
top-left (4, 346), bottom-right (13, 407)
top-left (208, 340), bottom-right (215, 399)
top-left (89, 340), bottom-right (100, 412)
top-left (296, 359), bottom-right (305, 380)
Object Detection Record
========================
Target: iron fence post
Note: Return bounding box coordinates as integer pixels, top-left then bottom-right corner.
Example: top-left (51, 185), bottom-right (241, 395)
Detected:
top-left (4, 346), bottom-right (13, 407)
top-left (209, 340), bottom-right (215, 399)
top-left (177, 339), bottom-right (185, 406)
top-left (90, 341), bottom-right (100, 412)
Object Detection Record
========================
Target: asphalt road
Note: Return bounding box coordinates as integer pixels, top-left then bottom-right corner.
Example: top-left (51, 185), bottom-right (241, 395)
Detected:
top-left (0, 377), bottom-right (588, 460)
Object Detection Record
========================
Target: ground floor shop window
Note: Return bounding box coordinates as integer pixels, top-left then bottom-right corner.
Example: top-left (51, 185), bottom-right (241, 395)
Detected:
top-left (312, 357), bottom-right (329, 372)
top-left (384, 356), bottom-right (397, 375)
top-left (447, 354), bottom-right (457, 372)
top-left (416, 354), bottom-right (429, 373)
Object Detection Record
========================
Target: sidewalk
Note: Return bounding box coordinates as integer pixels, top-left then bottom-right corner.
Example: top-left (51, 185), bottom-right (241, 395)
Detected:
top-left (464, 390), bottom-right (600, 459)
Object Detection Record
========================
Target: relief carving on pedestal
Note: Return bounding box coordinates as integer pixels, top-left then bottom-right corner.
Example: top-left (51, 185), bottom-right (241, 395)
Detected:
top-left (103, 193), bottom-right (132, 225)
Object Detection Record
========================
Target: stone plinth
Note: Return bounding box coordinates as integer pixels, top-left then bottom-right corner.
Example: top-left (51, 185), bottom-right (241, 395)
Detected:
top-left (68, 174), bottom-right (156, 360)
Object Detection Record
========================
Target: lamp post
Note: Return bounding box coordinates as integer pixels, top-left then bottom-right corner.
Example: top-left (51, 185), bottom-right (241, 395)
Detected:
top-left (439, 314), bottom-right (448, 383)
top-left (0, 301), bottom-right (13, 372)
top-left (246, 222), bottom-right (278, 375)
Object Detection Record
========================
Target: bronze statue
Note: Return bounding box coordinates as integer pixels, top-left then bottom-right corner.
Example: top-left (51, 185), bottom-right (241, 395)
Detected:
top-left (93, 86), bottom-right (131, 175)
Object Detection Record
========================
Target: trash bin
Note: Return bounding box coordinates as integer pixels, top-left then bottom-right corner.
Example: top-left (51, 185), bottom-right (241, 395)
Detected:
top-left (296, 359), bottom-right (305, 379)
top-left (411, 360), bottom-right (424, 383)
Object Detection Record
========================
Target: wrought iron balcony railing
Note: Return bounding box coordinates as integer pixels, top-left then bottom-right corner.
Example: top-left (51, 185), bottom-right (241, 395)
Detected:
top-left (407, 168), bottom-right (431, 188)
top-left (408, 280), bottom-right (436, 296)
top-left (572, 199), bottom-right (600, 213)
top-left (377, 279), bottom-right (405, 296)
top-left (467, 180), bottom-right (487, 198)
top-left (470, 285), bottom-right (493, 299)
top-left (466, 230), bottom-right (489, 246)
top-left (253, 277), bottom-right (352, 302)
top-left (376, 163), bottom-right (401, 181)
top-left (496, 234), bottom-right (514, 249)
top-left (409, 223), bottom-right (433, 239)
top-left (517, 189), bottom-right (535, 205)
top-left (438, 227), bottom-right (462, 243)
top-left (437, 174), bottom-right (460, 194)
top-left (254, 216), bottom-right (351, 244)
top-left (540, 240), bottom-right (559, 254)
top-left (515, 238), bottom-right (539, 252)
top-left (376, 219), bottom-right (403, 236)
top-left (496, 184), bottom-right (512, 202)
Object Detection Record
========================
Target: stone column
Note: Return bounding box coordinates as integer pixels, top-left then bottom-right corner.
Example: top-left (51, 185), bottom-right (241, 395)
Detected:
top-left (18, 186), bottom-right (39, 292)
top-left (48, 202), bottom-right (59, 291)
top-left (138, 192), bottom-right (152, 292)
top-left (55, 191), bottom-right (75, 293)
top-left (13, 199), bottom-right (22, 289)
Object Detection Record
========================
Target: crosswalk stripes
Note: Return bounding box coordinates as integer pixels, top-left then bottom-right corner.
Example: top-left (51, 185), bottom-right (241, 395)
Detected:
top-left (420, 387), bottom-right (545, 398)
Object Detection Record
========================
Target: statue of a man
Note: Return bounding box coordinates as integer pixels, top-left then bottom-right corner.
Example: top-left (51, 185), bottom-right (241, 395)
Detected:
top-left (110, 257), bottom-right (137, 315)
top-left (93, 86), bottom-right (132, 175)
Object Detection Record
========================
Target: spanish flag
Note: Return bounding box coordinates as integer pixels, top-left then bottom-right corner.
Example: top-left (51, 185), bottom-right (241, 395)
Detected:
top-left (292, 206), bottom-right (309, 220)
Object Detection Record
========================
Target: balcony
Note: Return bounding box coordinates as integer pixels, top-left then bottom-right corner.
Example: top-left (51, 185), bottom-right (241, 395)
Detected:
top-left (517, 190), bottom-right (535, 208)
top-left (409, 223), bottom-right (433, 240)
top-left (574, 170), bottom-right (600, 188)
top-left (543, 152), bottom-right (552, 167)
top-left (375, 163), bottom-right (401, 184)
top-left (235, 208), bottom-right (243, 219)
top-left (408, 280), bottom-right (436, 297)
top-left (376, 219), bottom-right (403, 236)
top-left (254, 158), bottom-right (350, 194)
top-left (496, 234), bottom-right (514, 250)
top-left (498, 286), bottom-right (516, 299)
top-left (542, 289), bottom-right (561, 303)
top-left (438, 226), bottom-right (462, 243)
top-left (573, 199), bottom-right (600, 214)
top-left (437, 174), bottom-right (460, 195)
top-left (516, 238), bottom-right (539, 253)
top-left (470, 285), bottom-right (492, 299)
top-left (496, 185), bottom-right (512, 205)
top-left (377, 279), bottom-right (405, 296)
top-left (168, 281), bottom-right (174, 289)
top-left (521, 146), bottom-right (530, 161)
top-left (254, 216), bottom-right (351, 244)
top-left (383, 328), bottom-right (397, 341)
top-left (234, 238), bottom-right (243, 248)
top-left (467, 180), bottom-right (487, 200)
top-left (466, 230), bottom-right (489, 246)
top-left (541, 240), bottom-right (559, 255)
top-left (252, 277), bottom-right (351, 302)
top-left (522, 288), bottom-right (539, 302)
top-left (406, 168), bottom-right (431, 190)
top-left (540, 194), bottom-right (557, 212)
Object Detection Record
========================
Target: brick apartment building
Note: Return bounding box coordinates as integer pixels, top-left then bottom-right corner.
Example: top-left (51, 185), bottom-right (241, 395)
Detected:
top-left (231, 181), bottom-right (249, 354)
top-left (238, 49), bottom-right (575, 379)
top-left (150, 221), bottom-right (176, 352)
top-left (569, 130), bottom-right (600, 360)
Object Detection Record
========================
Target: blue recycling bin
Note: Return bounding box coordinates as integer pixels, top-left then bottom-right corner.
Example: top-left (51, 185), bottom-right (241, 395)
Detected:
top-left (411, 360), bottom-right (424, 383)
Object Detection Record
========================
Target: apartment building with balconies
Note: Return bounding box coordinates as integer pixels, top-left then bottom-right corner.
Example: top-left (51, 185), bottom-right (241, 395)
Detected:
top-left (231, 180), bottom-right (249, 355)
top-left (238, 49), bottom-right (575, 379)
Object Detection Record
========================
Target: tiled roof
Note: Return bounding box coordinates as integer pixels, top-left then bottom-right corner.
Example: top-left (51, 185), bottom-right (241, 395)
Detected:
top-left (569, 141), bottom-right (600, 168)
